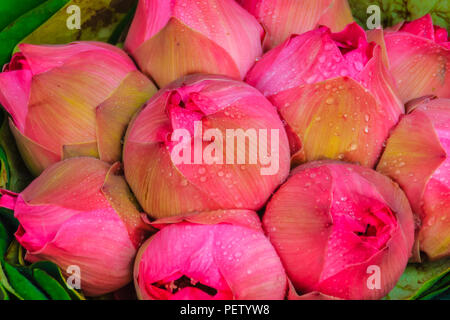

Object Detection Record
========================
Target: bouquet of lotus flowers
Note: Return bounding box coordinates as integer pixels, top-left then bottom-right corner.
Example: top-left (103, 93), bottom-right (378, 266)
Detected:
top-left (0, 0), bottom-right (448, 302)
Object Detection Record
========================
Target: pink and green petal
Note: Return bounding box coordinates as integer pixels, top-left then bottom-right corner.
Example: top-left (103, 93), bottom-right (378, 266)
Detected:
top-left (125, 91), bottom-right (173, 145)
top-left (22, 157), bottom-right (110, 211)
top-left (242, 0), bottom-right (333, 51)
top-left (317, 0), bottom-right (354, 33)
top-left (272, 77), bottom-right (393, 167)
top-left (384, 32), bottom-right (450, 102)
top-left (124, 0), bottom-right (173, 55)
top-left (400, 14), bottom-right (435, 41)
top-left (214, 224), bottom-right (287, 299)
top-left (263, 165), bottom-right (333, 291)
top-left (101, 162), bottom-right (150, 247)
top-left (172, 0), bottom-right (263, 77)
top-left (420, 174), bottom-right (450, 260)
top-left (135, 224), bottom-right (233, 300)
top-left (96, 71), bottom-right (157, 163)
top-left (377, 110), bottom-right (446, 214)
top-left (123, 141), bottom-right (221, 218)
top-left (135, 222), bottom-right (286, 300)
top-left (366, 29), bottom-right (390, 68)
top-left (18, 42), bottom-right (136, 76)
top-left (151, 209), bottom-right (262, 232)
top-left (356, 45), bottom-right (404, 120)
top-left (24, 51), bottom-right (132, 154)
top-left (246, 28), bottom-right (348, 97)
top-left (25, 209), bottom-right (136, 296)
top-left (62, 141), bottom-right (99, 159)
top-left (133, 18), bottom-right (241, 88)
top-left (0, 69), bottom-right (32, 131)
top-left (14, 201), bottom-right (87, 253)
top-left (9, 119), bottom-right (60, 176)
top-left (173, 95), bottom-right (289, 211)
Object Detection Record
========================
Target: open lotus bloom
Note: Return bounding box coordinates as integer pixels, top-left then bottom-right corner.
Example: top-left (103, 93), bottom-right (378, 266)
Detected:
top-left (124, 0), bottom-right (263, 88)
top-left (263, 161), bottom-right (415, 300)
top-left (381, 14), bottom-right (450, 103)
top-left (0, 42), bottom-right (157, 176)
top-left (246, 23), bottom-right (403, 167)
top-left (123, 74), bottom-right (290, 218)
top-left (238, 0), bottom-right (354, 51)
top-left (0, 158), bottom-right (150, 296)
top-left (134, 210), bottom-right (287, 300)
top-left (377, 98), bottom-right (450, 260)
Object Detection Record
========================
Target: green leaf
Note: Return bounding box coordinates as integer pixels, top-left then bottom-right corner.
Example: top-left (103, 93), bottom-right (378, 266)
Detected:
top-left (32, 269), bottom-right (71, 300)
top-left (108, 2), bottom-right (137, 48)
top-left (0, 147), bottom-right (9, 190)
top-left (0, 0), bottom-right (69, 66)
top-left (419, 285), bottom-right (450, 300)
top-left (4, 240), bottom-right (25, 266)
top-left (0, 260), bottom-right (20, 299)
top-left (0, 110), bottom-right (32, 192)
top-left (414, 272), bottom-right (450, 300)
top-left (107, 0), bottom-right (137, 45)
top-left (0, 207), bottom-right (19, 236)
top-left (385, 258), bottom-right (450, 300)
top-left (0, 220), bottom-right (10, 258)
top-left (349, 0), bottom-right (450, 31)
top-left (17, 0), bottom-right (137, 48)
top-left (2, 261), bottom-right (47, 300)
top-left (31, 261), bottom-right (85, 300)
top-left (0, 284), bottom-right (9, 300)
top-left (431, 286), bottom-right (450, 300)
top-left (0, 0), bottom-right (47, 32)
top-left (4, 240), bottom-right (20, 265)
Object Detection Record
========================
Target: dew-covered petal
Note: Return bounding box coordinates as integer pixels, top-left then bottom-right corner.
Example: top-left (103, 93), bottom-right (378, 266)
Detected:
top-left (384, 31), bottom-right (450, 102)
top-left (271, 77), bottom-right (394, 167)
top-left (24, 209), bottom-right (136, 296)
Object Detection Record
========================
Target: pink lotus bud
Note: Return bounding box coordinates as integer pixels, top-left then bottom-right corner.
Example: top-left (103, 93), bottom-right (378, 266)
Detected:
top-left (246, 24), bottom-right (403, 167)
top-left (134, 210), bottom-right (287, 300)
top-left (382, 14), bottom-right (450, 103)
top-left (263, 161), bottom-right (415, 300)
top-left (0, 158), bottom-right (150, 296)
top-left (124, 0), bottom-right (263, 87)
top-left (238, 0), bottom-right (354, 51)
top-left (377, 98), bottom-right (450, 260)
top-left (0, 42), bottom-right (157, 176)
top-left (123, 74), bottom-right (290, 218)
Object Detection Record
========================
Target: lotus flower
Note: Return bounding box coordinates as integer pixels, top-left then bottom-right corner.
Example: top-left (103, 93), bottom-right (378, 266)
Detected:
top-left (124, 0), bottom-right (263, 88)
top-left (0, 158), bottom-right (150, 296)
top-left (263, 161), bottom-right (415, 300)
top-left (238, 0), bottom-right (354, 50)
top-left (0, 42), bottom-right (157, 176)
top-left (123, 74), bottom-right (290, 218)
top-left (380, 14), bottom-right (450, 103)
top-left (377, 98), bottom-right (450, 260)
top-left (134, 210), bottom-right (287, 300)
top-left (246, 23), bottom-right (403, 168)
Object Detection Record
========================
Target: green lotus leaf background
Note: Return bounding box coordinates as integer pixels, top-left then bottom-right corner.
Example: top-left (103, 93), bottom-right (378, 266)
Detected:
top-left (349, 0), bottom-right (450, 31)
top-left (0, 0), bottom-right (448, 300)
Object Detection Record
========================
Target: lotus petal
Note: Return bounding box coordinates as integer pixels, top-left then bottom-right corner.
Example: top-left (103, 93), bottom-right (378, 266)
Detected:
top-left (0, 69), bottom-right (32, 131)
top-left (384, 30), bottom-right (450, 102)
top-left (133, 18), bottom-right (241, 88)
top-left (9, 119), bottom-right (60, 176)
top-left (96, 71), bottom-right (157, 163)
top-left (271, 77), bottom-right (393, 167)
top-left (134, 213), bottom-right (287, 300)
top-left (377, 110), bottom-right (446, 215)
